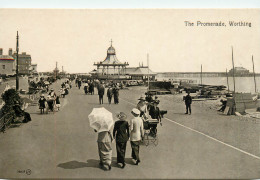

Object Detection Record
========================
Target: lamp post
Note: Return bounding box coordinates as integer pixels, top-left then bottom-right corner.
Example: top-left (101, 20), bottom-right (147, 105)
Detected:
top-left (16, 31), bottom-right (19, 91)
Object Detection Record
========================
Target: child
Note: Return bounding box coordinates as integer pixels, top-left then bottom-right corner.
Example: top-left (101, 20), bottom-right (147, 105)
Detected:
top-left (38, 94), bottom-right (46, 114)
top-left (60, 88), bottom-right (66, 98)
top-left (56, 96), bottom-right (61, 111)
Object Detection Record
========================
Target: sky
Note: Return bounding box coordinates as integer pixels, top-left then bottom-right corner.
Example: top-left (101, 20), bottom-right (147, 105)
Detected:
top-left (0, 1), bottom-right (259, 73)
top-left (0, 0), bottom-right (260, 8)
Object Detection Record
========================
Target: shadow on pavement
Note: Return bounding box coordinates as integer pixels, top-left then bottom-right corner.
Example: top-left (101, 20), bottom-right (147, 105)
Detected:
top-left (173, 113), bottom-right (188, 115)
top-left (111, 157), bottom-right (136, 167)
top-left (57, 159), bottom-right (100, 169)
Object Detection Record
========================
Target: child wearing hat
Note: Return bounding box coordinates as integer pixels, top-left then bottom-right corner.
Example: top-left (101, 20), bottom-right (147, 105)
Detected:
top-left (38, 94), bottom-right (46, 114)
top-left (56, 96), bottom-right (61, 111)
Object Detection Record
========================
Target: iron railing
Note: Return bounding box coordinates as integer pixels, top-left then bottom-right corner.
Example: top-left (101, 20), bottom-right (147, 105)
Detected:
top-left (0, 112), bottom-right (14, 133)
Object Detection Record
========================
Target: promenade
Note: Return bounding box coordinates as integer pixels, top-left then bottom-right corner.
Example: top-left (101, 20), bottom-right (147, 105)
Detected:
top-left (0, 80), bottom-right (259, 179)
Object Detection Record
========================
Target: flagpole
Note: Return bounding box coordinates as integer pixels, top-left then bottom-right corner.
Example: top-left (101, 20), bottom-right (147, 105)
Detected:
top-left (252, 55), bottom-right (257, 93)
top-left (226, 68), bottom-right (230, 92)
top-left (200, 64), bottom-right (202, 85)
top-left (231, 46), bottom-right (236, 113)
top-left (16, 31), bottom-right (19, 91)
top-left (231, 47), bottom-right (236, 93)
top-left (147, 54), bottom-right (149, 90)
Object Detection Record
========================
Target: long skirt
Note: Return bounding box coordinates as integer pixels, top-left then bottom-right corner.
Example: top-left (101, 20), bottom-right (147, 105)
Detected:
top-left (131, 141), bottom-right (141, 161)
top-left (116, 141), bottom-right (127, 164)
top-left (98, 142), bottom-right (112, 166)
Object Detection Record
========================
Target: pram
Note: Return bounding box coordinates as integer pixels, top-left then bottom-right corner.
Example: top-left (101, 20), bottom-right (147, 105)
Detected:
top-left (143, 118), bottom-right (159, 146)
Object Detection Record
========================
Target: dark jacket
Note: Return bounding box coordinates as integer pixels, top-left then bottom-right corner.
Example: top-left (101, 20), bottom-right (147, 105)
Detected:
top-left (107, 88), bottom-right (113, 97)
top-left (113, 120), bottom-right (129, 142)
top-left (98, 85), bottom-right (105, 96)
top-left (39, 98), bottom-right (46, 108)
top-left (185, 94), bottom-right (192, 105)
top-left (149, 106), bottom-right (161, 122)
top-left (113, 88), bottom-right (119, 97)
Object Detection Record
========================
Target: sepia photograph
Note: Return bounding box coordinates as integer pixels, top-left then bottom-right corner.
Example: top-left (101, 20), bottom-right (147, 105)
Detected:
top-left (0, 0), bottom-right (259, 179)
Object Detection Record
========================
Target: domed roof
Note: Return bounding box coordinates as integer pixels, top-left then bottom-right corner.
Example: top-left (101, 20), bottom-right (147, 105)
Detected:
top-left (107, 45), bottom-right (116, 55)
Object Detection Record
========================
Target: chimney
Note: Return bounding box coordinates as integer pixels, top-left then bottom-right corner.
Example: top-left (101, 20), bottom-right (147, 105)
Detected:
top-left (9, 48), bottom-right (12, 56)
top-left (0, 48), bottom-right (2, 55)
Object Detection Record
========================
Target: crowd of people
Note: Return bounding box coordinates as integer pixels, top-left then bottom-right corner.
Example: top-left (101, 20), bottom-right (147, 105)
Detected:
top-left (33, 77), bottom-right (171, 171)
top-left (38, 79), bottom-right (72, 114)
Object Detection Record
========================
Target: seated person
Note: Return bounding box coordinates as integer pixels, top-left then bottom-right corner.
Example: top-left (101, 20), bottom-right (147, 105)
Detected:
top-left (13, 101), bottom-right (31, 123)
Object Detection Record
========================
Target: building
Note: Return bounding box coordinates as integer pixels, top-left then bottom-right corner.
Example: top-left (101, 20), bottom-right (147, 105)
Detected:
top-left (13, 52), bottom-right (32, 75)
top-left (229, 67), bottom-right (250, 76)
top-left (30, 64), bottom-right (38, 74)
top-left (94, 40), bottom-right (129, 78)
top-left (125, 65), bottom-right (156, 80)
top-left (0, 55), bottom-right (15, 76)
top-left (0, 48), bottom-right (15, 76)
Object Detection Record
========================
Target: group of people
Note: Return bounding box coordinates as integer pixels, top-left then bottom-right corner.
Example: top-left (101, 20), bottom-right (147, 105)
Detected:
top-left (38, 79), bottom-right (72, 114)
top-left (38, 88), bottom-right (60, 114)
top-left (98, 84), bottom-right (120, 105)
top-left (96, 108), bottom-right (144, 171)
top-left (137, 93), bottom-right (163, 136)
top-left (96, 93), bottom-right (166, 171)
top-left (60, 80), bottom-right (71, 98)
top-left (83, 80), bottom-right (95, 95)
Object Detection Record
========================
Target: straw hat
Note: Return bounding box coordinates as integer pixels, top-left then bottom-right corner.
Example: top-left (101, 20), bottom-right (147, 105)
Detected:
top-left (131, 108), bottom-right (140, 116)
top-left (41, 94), bottom-right (45, 97)
top-left (51, 88), bottom-right (54, 91)
top-left (138, 96), bottom-right (145, 101)
top-left (116, 112), bottom-right (127, 120)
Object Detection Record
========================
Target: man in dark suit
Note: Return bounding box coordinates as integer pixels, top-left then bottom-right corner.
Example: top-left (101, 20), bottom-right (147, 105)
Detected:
top-left (107, 86), bottom-right (113, 104)
top-left (98, 84), bottom-right (105, 104)
top-left (185, 92), bottom-right (192, 114)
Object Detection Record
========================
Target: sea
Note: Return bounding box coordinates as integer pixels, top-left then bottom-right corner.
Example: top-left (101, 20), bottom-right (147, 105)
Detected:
top-left (157, 76), bottom-right (260, 94)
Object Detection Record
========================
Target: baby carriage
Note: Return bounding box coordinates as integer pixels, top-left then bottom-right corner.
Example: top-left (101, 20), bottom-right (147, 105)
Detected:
top-left (142, 115), bottom-right (159, 146)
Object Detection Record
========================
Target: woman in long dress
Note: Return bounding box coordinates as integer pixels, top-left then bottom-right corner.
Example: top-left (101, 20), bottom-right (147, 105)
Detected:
top-left (113, 112), bottom-right (129, 168)
top-left (96, 130), bottom-right (113, 170)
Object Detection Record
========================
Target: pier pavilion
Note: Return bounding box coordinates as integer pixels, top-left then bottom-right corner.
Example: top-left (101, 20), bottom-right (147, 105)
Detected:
top-left (94, 40), bottom-right (129, 78)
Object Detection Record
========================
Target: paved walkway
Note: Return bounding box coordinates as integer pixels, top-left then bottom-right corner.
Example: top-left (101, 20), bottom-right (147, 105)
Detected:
top-left (0, 80), bottom-right (259, 179)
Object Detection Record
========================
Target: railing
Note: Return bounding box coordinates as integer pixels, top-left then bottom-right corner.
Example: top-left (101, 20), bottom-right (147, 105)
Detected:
top-left (0, 112), bottom-right (14, 133)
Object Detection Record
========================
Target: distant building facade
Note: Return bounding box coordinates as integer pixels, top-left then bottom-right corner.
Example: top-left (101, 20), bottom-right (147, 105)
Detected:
top-left (13, 51), bottom-right (32, 75)
top-left (229, 67), bottom-right (250, 76)
top-left (0, 48), bottom-right (15, 76)
top-left (31, 64), bottom-right (38, 74)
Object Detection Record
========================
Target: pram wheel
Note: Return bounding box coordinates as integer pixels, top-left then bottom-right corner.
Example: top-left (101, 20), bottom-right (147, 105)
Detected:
top-left (144, 132), bottom-right (149, 146)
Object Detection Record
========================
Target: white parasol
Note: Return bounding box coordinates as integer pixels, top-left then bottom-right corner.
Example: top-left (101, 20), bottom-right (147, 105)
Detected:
top-left (88, 107), bottom-right (114, 133)
top-left (44, 81), bottom-right (50, 85)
